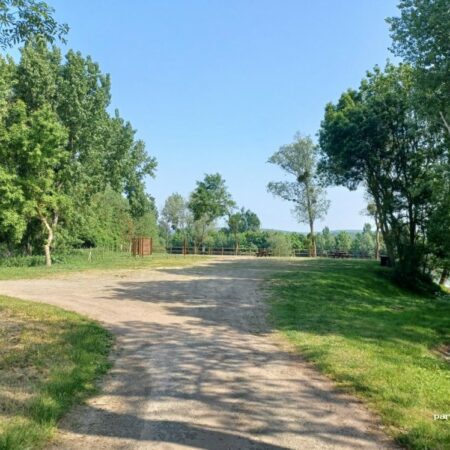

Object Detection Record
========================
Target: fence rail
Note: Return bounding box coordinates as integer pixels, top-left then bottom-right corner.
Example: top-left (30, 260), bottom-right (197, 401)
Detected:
top-left (166, 247), bottom-right (374, 259)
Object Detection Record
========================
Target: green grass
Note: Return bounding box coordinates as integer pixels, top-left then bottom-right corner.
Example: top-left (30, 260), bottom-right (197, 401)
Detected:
top-left (0, 249), bottom-right (207, 280)
top-left (0, 296), bottom-right (113, 450)
top-left (267, 259), bottom-right (450, 450)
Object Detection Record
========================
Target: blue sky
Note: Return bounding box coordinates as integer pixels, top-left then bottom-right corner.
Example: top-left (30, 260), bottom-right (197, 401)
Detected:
top-left (51, 0), bottom-right (399, 232)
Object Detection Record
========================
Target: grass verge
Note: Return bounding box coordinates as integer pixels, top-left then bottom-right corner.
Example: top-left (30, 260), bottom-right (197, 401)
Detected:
top-left (0, 296), bottom-right (113, 450)
top-left (0, 250), bottom-right (207, 280)
top-left (267, 259), bottom-right (450, 450)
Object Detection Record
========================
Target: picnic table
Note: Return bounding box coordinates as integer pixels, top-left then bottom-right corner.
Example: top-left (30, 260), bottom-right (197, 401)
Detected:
top-left (332, 251), bottom-right (350, 258)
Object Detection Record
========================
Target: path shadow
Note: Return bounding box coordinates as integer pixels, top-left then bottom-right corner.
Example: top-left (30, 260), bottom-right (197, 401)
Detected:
top-left (55, 318), bottom-right (392, 449)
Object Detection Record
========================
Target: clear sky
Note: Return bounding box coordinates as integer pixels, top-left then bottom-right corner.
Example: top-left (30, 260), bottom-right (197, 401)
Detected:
top-left (51, 0), bottom-right (399, 232)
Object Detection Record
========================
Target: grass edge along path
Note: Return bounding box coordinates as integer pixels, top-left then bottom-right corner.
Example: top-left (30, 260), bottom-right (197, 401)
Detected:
top-left (0, 296), bottom-right (113, 450)
top-left (267, 259), bottom-right (450, 450)
top-left (0, 251), bottom-right (208, 280)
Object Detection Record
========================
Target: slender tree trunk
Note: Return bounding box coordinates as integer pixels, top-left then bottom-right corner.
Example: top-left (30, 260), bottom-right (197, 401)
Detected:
top-left (374, 213), bottom-right (381, 260)
top-left (439, 267), bottom-right (449, 287)
top-left (439, 111), bottom-right (450, 134)
top-left (304, 182), bottom-right (317, 257)
top-left (309, 221), bottom-right (316, 257)
top-left (375, 227), bottom-right (380, 260)
top-left (40, 213), bottom-right (58, 267)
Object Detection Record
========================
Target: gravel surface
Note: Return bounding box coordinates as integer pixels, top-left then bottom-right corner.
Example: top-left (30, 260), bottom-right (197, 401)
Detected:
top-left (0, 258), bottom-right (395, 449)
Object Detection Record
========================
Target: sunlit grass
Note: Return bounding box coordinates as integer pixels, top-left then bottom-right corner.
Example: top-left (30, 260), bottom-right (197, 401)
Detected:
top-left (0, 296), bottom-right (113, 450)
top-left (267, 259), bottom-right (450, 450)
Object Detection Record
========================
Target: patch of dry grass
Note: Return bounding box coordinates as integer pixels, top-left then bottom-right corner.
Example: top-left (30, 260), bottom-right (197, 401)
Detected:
top-left (0, 296), bottom-right (112, 450)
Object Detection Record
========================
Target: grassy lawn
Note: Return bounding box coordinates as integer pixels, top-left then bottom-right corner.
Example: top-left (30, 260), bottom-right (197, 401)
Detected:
top-left (267, 259), bottom-right (450, 450)
top-left (0, 296), bottom-right (112, 450)
top-left (0, 250), bottom-right (207, 280)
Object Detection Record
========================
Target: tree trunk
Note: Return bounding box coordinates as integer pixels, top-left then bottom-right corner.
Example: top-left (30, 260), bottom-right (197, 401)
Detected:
top-left (375, 228), bottom-right (380, 260)
top-left (40, 213), bottom-right (58, 267)
top-left (439, 267), bottom-right (449, 287)
top-left (309, 221), bottom-right (316, 257)
top-left (439, 111), bottom-right (450, 134)
top-left (41, 218), bottom-right (53, 267)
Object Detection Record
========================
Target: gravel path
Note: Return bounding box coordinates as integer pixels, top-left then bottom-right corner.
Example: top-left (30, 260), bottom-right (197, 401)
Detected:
top-left (0, 258), bottom-right (394, 449)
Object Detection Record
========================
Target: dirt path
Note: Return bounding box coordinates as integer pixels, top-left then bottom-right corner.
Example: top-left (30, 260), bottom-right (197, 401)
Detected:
top-left (0, 258), bottom-right (394, 449)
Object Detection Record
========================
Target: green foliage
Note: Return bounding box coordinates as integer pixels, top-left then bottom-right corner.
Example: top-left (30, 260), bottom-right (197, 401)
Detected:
top-left (268, 134), bottom-right (329, 256)
top-left (161, 193), bottom-right (187, 232)
top-left (189, 173), bottom-right (235, 223)
top-left (227, 207), bottom-right (261, 250)
top-left (268, 259), bottom-right (450, 449)
top-left (319, 63), bottom-right (445, 283)
top-left (288, 232), bottom-right (307, 251)
top-left (228, 207), bottom-right (260, 234)
top-left (334, 231), bottom-right (352, 252)
top-left (316, 226), bottom-right (335, 254)
top-left (0, 0), bottom-right (68, 49)
top-left (188, 173), bottom-right (235, 247)
top-left (0, 41), bottom-right (157, 262)
top-left (266, 233), bottom-right (292, 256)
top-left (387, 0), bottom-right (450, 134)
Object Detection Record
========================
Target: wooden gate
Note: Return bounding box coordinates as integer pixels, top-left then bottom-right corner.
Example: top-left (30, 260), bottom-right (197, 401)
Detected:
top-left (131, 237), bottom-right (152, 257)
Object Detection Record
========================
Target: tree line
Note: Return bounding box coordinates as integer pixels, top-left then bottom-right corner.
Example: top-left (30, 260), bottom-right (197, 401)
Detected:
top-left (160, 173), bottom-right (382, 258)
top-left (0, 2), bottom-right (158, 265)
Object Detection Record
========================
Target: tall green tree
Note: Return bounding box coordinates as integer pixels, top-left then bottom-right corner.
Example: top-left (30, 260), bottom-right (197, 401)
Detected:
top-left (1, 100), bottom-right (68, 265)
top-left (427, 164), bottom-right (450, 285)
top-left (0, 41), bottom-right (157, 259)
top-left (268, 134), bottom-right (329, 256)
top-left (387, 0), bottom-right (450, 134)
top-left (319, 64), bottom-right (445, 283)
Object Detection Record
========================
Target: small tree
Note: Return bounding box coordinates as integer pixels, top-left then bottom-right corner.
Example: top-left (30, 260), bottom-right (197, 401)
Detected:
top-left (316, 227), bottom-right (336, 255)
top-left (268, 134), bottom-right (329, 256)
top-left (161, 193), bottom-right (186, 232)
top-left (228, 211), bottom-right (244, 254)
top-left (227, 207), bottom-right (261, 253)
top-left (335, 231), bottom-right (352, 253)
top-left (267, 233), bottom-right (292, 257)
top-left (160, 193), bottom-right (191, 250)
top-left (188, 173), bottom-right (235, 250)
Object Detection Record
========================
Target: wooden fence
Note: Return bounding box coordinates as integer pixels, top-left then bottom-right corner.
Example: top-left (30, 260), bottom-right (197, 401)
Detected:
top-left (165, 247), bottom-right (373, 259)
top-left (131, 237), bottom-right (153, 257)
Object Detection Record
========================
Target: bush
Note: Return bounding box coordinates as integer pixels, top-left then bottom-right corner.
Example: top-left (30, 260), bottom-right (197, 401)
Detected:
top-left (0, 255), bottom-right (46, 267)
top-left (267, 233), bottom-right (292, 256)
